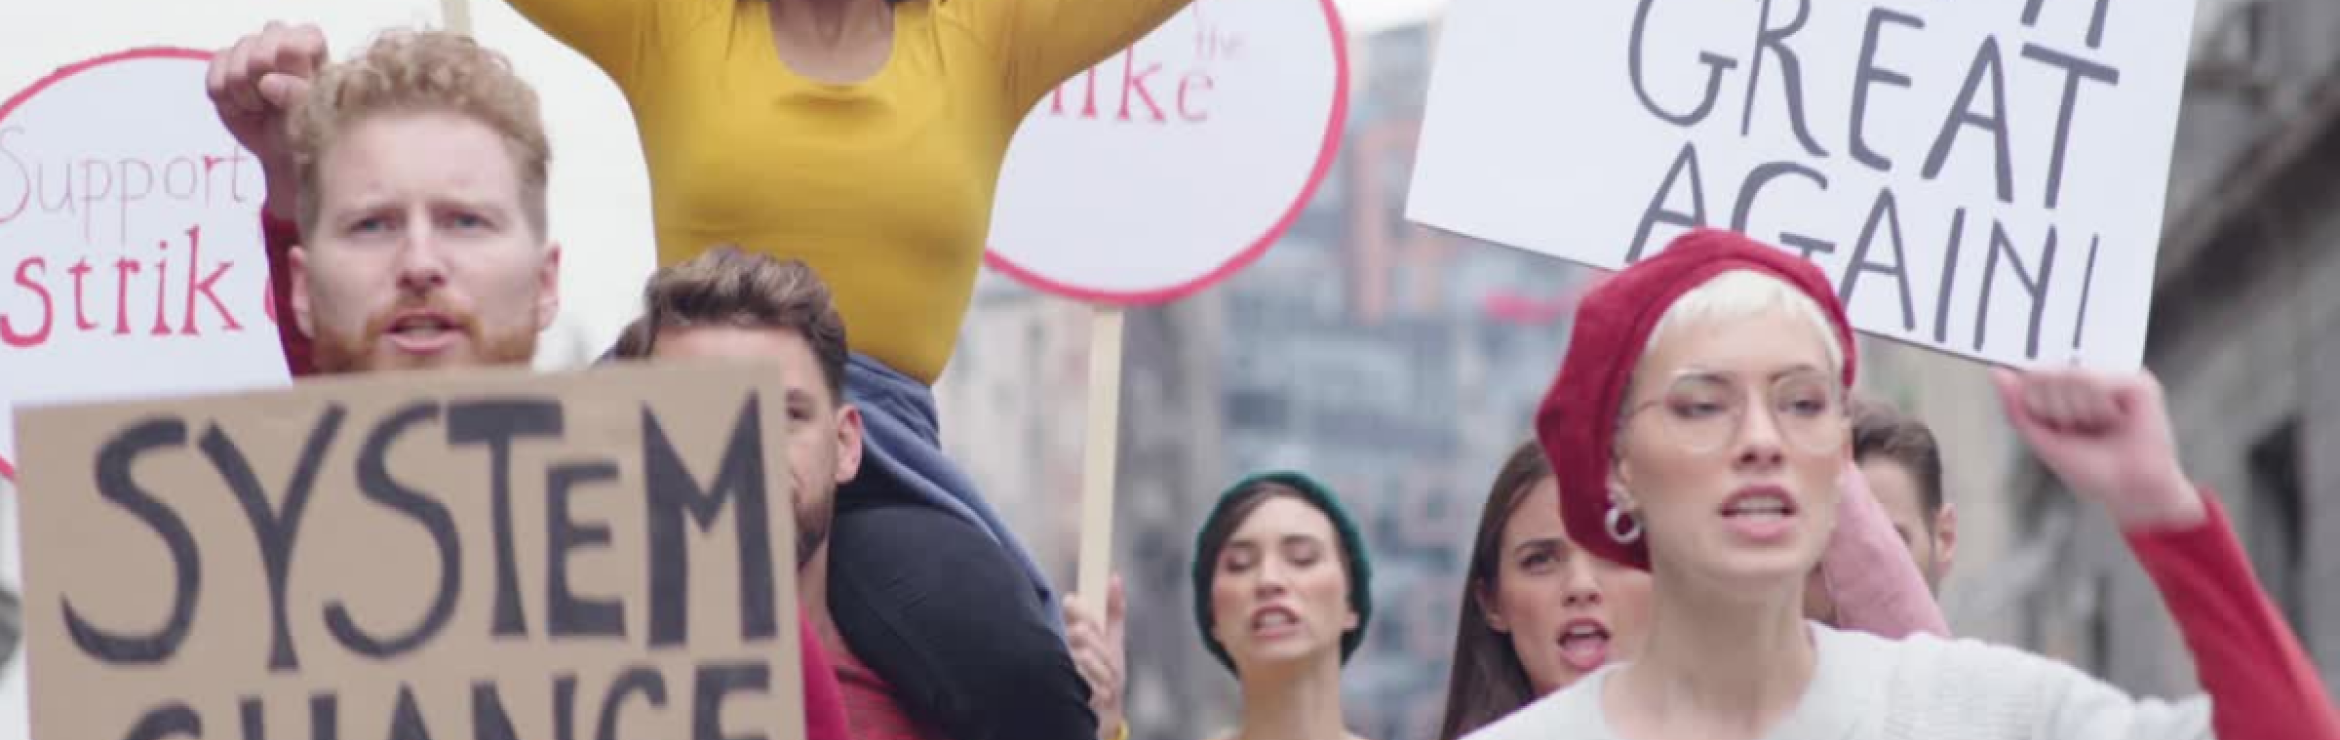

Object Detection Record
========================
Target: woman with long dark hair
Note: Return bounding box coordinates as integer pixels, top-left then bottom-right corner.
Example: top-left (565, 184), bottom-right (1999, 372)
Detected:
top-left (1436, 442), bottom-right (1653, 740)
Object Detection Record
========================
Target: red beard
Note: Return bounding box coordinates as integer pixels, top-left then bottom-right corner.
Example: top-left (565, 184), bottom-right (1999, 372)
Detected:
top-left (310, 297), bottom-right (535, 374)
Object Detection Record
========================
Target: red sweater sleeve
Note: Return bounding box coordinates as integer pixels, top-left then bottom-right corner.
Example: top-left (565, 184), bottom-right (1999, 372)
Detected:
top-left (261, 212), bottom-right (315, 377)
top-left (799, 612), bottom-right (852, 740)
top-left (2127, 490), bottom-right (2340, 740)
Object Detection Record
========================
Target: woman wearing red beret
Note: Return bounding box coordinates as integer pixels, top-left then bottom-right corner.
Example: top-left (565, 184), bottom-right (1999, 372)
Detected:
top-left (1434, 433), bottom-right (1944, 740)
top-left (1463, 229), bottom-right (2337, 740)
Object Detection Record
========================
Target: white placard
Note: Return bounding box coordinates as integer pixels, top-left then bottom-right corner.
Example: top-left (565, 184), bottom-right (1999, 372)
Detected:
top-left (986, 0), bottom-right (1349, 304)
top-left (0, 50), bottom-right (293, 481)
top-left (1408, 0), bottom-right (2200, 370)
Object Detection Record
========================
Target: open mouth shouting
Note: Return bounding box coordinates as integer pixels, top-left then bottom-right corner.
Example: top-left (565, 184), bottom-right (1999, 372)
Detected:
top-left (383, 309), bottom-right (467, 355)
top-left (1719, 484), bottom-right (1799, 543)
top-left (1250, 604), bottom-right (1303, 639)
top-left (1558, 617), bottom-right (1612, 671)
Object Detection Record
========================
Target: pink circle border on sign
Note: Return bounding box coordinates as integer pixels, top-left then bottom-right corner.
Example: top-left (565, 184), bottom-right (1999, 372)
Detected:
top-left (0, 46), bottom-right (214, 483)
top-left (981, 0), bottom-right (1353, 306)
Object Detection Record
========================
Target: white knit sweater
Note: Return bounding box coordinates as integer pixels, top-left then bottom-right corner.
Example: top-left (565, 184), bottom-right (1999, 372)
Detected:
top-left (1463, 623), bottom-right (2213, 740)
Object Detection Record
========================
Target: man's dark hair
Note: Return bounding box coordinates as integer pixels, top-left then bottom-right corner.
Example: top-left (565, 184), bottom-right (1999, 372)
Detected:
top-left (612, 246), bottom-right (848, 401)
top-left (1850, 396), bottom-right (1946, 519)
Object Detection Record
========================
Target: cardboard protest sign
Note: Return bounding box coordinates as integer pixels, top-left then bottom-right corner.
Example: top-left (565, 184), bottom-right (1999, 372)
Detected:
top-left (1407, 0), bottom-right (2199, 370)
top-left (14, 361), bottom-right (803, 740)
top-left (985, 0), bottom-right (1349, 304)
top-left (0, 50), bottom-right (293, 482)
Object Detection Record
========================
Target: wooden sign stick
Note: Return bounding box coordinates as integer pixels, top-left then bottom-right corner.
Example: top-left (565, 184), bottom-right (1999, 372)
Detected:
top-left (1076, 306), bottom-right (1125, 612)
top-left (441, 0), bottom-right (473, 34)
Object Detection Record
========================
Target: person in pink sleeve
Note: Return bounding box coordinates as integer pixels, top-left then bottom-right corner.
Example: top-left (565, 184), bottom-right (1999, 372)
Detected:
top-left (1847, 398), bottom-right (1957, 592)
top-left (1801, 397), bottom-right (1962, 632)
top-left (1803, 455), bottom-right (1952, 639)
top-left (1461, 228), bottom-right (2337, 740)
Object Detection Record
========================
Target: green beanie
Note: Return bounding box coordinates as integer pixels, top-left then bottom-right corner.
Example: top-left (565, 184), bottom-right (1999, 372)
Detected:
top-left (1190, 471), bottom-right (1373, 674)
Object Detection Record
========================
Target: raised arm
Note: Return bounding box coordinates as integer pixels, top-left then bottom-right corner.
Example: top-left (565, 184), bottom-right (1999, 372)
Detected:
top-left (1995, 368), bottom-right (2339, 740)
top-left (2124, 493), bottom-right (2340, 739)
top-left (497, 0), bottom-right (659, 87)
top-left (260, 212), bottom-right (313, 376)
top-left (959, 0), bottom-right (1197, 110)
top-left (208, 23), bottom-right (323, 376)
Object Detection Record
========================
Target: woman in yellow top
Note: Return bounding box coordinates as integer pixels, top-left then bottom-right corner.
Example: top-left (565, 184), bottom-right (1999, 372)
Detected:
top-left (517, 0), bottom-right (1182, 384)
top-left (508, 0), bottom-right (1189, 738)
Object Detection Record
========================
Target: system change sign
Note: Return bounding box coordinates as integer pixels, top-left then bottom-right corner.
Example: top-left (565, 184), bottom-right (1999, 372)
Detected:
top-left (14, 361), bottom-right (805, 740)
top-left (1407, 0), bottom-right (2199, 370)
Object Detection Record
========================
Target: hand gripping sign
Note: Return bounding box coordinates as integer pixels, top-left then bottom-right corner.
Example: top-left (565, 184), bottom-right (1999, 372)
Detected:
top-left (984, 0), bottom-right (1348, 606)
top-left (1408, 0), bottom-right (2199, 371)
top-left (0, 50), bottom-right (293, 483)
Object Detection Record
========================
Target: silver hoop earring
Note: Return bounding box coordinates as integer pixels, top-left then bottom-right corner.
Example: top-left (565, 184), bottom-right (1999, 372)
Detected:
top-left (1605, 507), bottom-right (1643, 544)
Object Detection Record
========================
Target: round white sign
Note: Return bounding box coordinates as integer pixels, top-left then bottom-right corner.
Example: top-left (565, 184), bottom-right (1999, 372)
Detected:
top-left (0, 50), bottom-right (291, 480)
top-left (985, 0), bottom-right (1349, 304)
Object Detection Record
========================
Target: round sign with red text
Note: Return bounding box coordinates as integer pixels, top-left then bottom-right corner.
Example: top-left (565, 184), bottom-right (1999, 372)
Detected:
top-left (0, 50), bottom-right (291, 480)
top-left (986, 0), bottom-right (1349, 304)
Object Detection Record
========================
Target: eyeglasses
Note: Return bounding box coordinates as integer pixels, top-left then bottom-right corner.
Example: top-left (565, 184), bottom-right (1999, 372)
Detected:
top-left (1618, 370), bottom-right (1847, 455)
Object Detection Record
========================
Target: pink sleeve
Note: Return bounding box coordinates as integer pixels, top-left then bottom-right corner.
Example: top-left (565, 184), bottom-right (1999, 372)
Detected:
top-left (2127, 491), bottom-right (2340, 740)
top-left (260, 211), bottom-right (314, 377)
top-left (1817, 460), bottom-right (1951, 639)
top-left (799, 611), bottom-right (853, 740)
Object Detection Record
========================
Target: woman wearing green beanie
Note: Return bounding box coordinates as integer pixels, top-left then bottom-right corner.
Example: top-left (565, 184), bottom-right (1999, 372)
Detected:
top-left (1190, 472), bottom-right (1376, 740)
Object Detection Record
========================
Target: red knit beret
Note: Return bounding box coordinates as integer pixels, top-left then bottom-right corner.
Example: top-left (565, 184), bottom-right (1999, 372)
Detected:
top-left (1534, 229), bottom-right (1859, 571)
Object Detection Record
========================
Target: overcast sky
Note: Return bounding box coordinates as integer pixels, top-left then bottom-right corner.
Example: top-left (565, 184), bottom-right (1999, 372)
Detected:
top-left (1333, 0), bottom-right (1447, 31)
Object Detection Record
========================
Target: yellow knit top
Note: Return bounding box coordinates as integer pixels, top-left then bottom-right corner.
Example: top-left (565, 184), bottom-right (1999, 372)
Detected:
top-left (510, 0), bottom-right (1186, 382)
